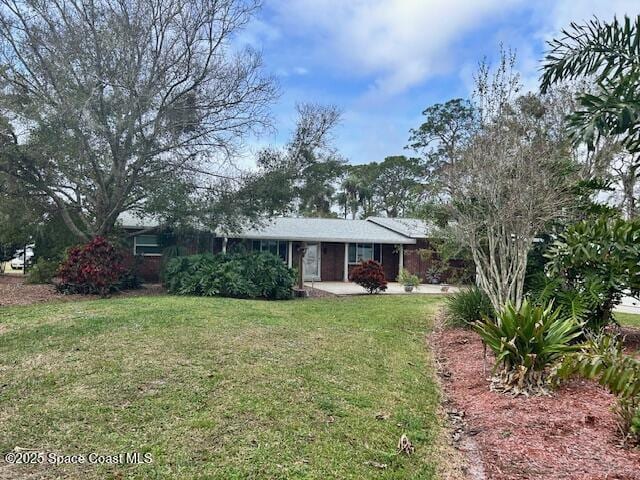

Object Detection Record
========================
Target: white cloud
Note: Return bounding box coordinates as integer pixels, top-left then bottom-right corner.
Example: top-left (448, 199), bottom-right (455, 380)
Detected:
top-left (269, 0), bottom-right (526, 96)
top-left (539, 0), bottom-right (639, 37)
top-left (275, 66), bottom-right (310, 77)
top-left (253, 1), bottom-right (640, 163)
top-left (234, 17), bottom-right (281, 47)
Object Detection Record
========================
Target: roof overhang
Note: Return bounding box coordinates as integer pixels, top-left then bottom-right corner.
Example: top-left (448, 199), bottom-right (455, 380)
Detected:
top-left (228, 233), bottom-right (416, 244)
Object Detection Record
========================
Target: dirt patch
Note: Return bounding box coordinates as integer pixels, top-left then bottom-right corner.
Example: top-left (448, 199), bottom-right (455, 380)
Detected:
top-left (0, 275), bottom-right (165, 307)
top-left (431, 326), bottom-right (640, 480)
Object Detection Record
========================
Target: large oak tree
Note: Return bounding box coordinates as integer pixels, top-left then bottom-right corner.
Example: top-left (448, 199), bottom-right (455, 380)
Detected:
top-left (0, 0), bottom-right (277, 240)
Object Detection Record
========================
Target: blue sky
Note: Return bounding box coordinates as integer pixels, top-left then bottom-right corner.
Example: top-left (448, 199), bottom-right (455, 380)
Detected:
top-left (237, 0), bottom-right (638, 165)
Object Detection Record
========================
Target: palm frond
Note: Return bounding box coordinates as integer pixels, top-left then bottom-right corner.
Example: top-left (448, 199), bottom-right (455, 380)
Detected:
top-left (541, 15), bottom-right (640, 92)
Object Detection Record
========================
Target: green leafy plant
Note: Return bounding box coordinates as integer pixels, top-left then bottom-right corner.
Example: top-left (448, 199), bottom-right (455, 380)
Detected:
top-left (526, 273), bottom-right (598, 325)
top-left (396, 269), bottom-right (420, 287)
top-left (116, 271), bottom-right (142, 291)
top-left (474, 300), bottom-right (583, 396)
top-left (554, 334), bottom-right (640, 444)
top-left (545, 216), bottom-right (640, 330)
top-left (445, 286), bottom-right (494, 327)
top-left (349, 260), bottom-right (387, 294)
top-left (26, 258), bottom-right (59, 284)
top-left (160, 244), bottom-right (190, 282)
top-left (164, 252), bottom-right (295, 300)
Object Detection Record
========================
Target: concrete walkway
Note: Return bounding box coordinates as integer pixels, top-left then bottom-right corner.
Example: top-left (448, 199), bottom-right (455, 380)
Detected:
top-left (305, 281), bottom-right (460, 295)
top-left (617, 295), bottom-right (640, 314)
top-left (306, 282), bottom-right (640, 318)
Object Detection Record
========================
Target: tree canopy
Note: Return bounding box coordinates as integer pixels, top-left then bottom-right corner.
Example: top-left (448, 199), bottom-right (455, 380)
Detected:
top-left (252, 103), bottom-right (345, 219)
top-left (0, 0), bottom-right (277, 240)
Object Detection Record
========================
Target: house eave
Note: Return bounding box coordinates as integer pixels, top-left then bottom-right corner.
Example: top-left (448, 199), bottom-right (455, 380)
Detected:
top-left (227, 233), bottom-right (416, 244)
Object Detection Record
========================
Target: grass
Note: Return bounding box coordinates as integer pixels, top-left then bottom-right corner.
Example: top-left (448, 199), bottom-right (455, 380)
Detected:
top-left (0, 295), bottom-right (445, 479)
top-left (615, 311), bottom-right (640, 328)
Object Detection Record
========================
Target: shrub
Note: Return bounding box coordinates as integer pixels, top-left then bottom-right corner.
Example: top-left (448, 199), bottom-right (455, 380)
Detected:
top-left (397, 268), bottom-right (420, 287)
top-left (445, 286), bottom-right (494, 327)
top-left (527, 273), bottom-right (597, 325)
top-left (349, 260), bottom-right (387, 294)
top-left (164, 252), bottom-right (295, 300)
top-left (118, 252), bottom-right (143, 290)
top-left (555, 335), bottom-right (640, 444)
top-left (116, 271), bottom-right (142, 291)
top-left (57, 237), bottom-right (126, 296)
top-left (26, 258), bottom-right (59, 284)
top-left (33, 212), bottom-right (79, 261)
top-left (545, 216), bottom-right (640, 330)
top-left (474, 300), bottom-right (582, 395)
top-left (160, 245), bottom-right (190, 281)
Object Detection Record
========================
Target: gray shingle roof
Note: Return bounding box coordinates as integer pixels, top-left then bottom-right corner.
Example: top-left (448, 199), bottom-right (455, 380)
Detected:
top-left (230, 217), bottom-right (416, 244)
top-left (118, 211), bottom-right (432, 244)
top-left (366, 217), bottom-right (432, 238)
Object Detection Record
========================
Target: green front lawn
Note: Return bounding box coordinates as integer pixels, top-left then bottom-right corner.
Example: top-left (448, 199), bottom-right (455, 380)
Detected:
top-left (615, 311), bottom-right (640, 328)
top-left (0, 295), bottom-right (445, 479)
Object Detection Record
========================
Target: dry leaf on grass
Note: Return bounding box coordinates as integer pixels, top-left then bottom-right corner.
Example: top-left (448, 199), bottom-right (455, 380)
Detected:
top-left (397, 434), bottom-right (415, 455)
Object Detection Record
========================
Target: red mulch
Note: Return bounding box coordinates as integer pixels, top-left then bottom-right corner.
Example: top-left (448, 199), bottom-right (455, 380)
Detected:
top-left (622, 327), bottom-right (640, 357)
top-left (0, 274), bottom-right (165, 307)
top-left (432, 326), bottom-right (640, 480)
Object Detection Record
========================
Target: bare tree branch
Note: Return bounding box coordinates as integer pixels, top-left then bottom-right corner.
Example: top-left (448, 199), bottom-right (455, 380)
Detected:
top-left (0, 0), bottom-right (278, 238)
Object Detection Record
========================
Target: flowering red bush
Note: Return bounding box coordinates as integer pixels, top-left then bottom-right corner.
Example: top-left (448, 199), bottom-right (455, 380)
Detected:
top-left (349, 260), bottom-right (388, 294)
top-left (57, 237), bottom-right (126, 296)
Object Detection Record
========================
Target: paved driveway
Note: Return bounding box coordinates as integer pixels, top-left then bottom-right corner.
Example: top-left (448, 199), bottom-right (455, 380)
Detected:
top-left (305, 281), bottom-right (460, 295)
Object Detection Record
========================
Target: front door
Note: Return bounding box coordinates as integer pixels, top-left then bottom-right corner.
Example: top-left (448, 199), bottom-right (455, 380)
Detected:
top-left (303, 243), bottom-right (321, 281)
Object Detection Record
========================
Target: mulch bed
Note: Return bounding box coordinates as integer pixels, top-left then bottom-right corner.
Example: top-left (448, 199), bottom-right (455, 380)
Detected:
top-left (432, 326), bottom-right (640, 480)
top-left (0, 275), bottom-right (165, 307)
top-left (0, 275), bottom-right (334, 307)
top-left (622, 327), bottom-right (640, 357)
top-left (305, 286), bottom-right (336, 298)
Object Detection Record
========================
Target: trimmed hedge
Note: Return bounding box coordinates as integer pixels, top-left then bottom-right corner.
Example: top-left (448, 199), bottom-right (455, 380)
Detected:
top-left (164, 252), bottom-right (295, 300)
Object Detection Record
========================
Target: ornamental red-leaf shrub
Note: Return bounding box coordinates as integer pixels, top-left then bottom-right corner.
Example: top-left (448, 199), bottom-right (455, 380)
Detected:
top-left (349, 260), bottom-right (388, 294)
top-left (57, 237), bottom-right (126, 296)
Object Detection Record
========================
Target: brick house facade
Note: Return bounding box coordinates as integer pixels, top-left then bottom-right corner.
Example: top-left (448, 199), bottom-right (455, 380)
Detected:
top-left (121, 215), bottom-right (470, 284)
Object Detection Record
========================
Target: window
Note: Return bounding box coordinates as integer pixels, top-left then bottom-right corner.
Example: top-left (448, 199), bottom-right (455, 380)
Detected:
top-left (348, 243), bottom-right (382, 264)
top-left (134, 234), bottom-right (161, 256)
top-left (251, 239), bottom-right (288, 262)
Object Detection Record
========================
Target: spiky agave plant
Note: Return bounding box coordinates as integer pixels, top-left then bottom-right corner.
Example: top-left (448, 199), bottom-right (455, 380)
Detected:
top-left (474, 300), bottom-right (583, 396)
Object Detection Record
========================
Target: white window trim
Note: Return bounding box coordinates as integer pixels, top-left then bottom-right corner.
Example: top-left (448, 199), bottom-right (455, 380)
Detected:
top-left (134, 235), bottom-right (162, 257)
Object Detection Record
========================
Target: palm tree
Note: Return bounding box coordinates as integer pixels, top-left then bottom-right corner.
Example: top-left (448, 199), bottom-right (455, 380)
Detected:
top-left (541, 15), bottom-right (640, 153)
top-left (335, 191), bottom-right (349, 219)
top-left (340, 176), bottom-right (361, 219)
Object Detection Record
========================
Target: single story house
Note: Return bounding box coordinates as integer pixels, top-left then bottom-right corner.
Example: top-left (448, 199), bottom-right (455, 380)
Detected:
top-left (119, 214), bottom-right (467, 283)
